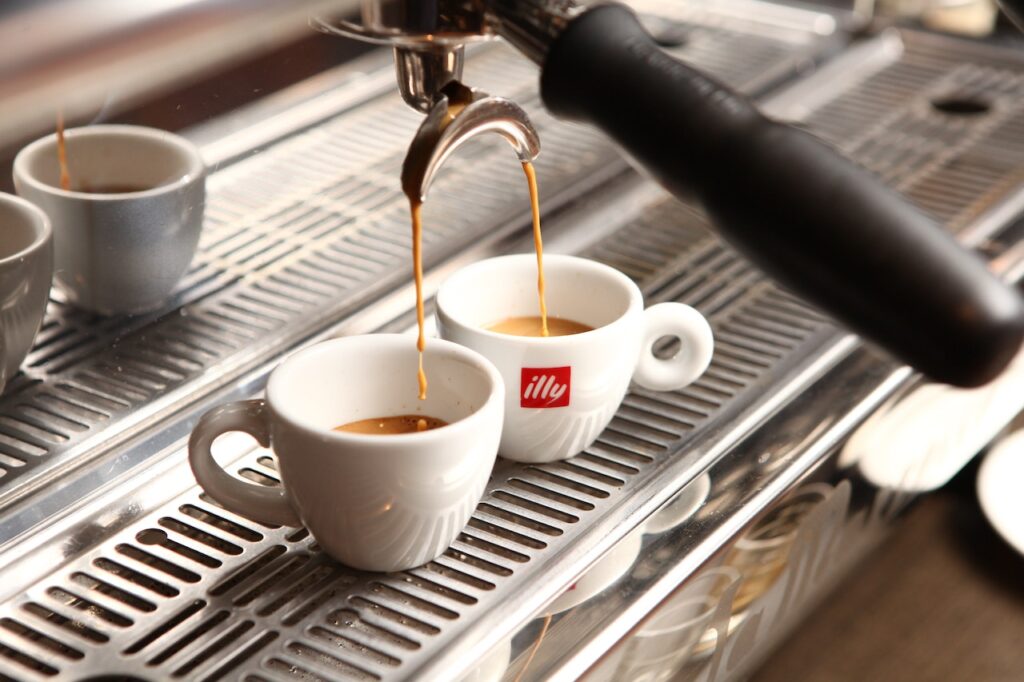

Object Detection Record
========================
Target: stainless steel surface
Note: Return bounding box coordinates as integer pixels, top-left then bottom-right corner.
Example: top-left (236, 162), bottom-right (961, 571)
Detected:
top-left (0, 0), bottom-right (362, 151)
top-left (310, 0), bottom-right (579, 58)
top-left (0, 3), bottom-right (1019, 682)
top-left (402, 82), bottom-right (540, 202)
top-left (312, 1), bottom-right (492, 47)
top-left (0, 3), bottom-right (853, 678)
top-left (393, 46), bottom-right (467, 112)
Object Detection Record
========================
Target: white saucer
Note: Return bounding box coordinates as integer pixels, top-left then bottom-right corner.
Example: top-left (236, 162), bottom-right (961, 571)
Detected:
top-left (977, 429), bottom-right (1024, 556)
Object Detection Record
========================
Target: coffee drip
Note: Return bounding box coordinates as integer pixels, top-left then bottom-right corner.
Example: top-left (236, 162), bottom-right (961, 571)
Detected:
top-left (56, 113), bottom-right (71, 191)
top-left (54, 116), bottom-right (147, 195)
top-left (410, 200), bottom-right (428, 400)
top-left (523, 160), bottom-right (549, 337)
top-left (408, 165), bottom-right (550, 400)
top-left (405, 93), bottom-right (546, 401)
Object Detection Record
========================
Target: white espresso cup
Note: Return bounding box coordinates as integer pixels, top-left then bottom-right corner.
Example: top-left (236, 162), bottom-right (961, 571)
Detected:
top-left (437, 255), bottom-right (713, 463)
top-left (0, 193), bottom-right (53, 394)
top-left (14, 125), bottom-right (205, 315)
top-left (188, 334), bottom-right (504, 572)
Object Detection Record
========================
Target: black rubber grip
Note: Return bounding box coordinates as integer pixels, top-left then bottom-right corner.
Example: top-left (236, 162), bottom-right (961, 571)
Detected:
top-left (539, 4), bottom-right (1023, 387)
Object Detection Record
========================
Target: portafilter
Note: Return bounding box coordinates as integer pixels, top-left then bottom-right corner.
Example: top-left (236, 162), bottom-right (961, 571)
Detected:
top-left (315, 0), bottom-right (1024, 388)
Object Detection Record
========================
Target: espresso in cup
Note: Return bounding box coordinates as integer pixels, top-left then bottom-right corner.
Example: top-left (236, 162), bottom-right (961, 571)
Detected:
top-left (189, 334), bottom-right (503, 572)
top-left (334, 415), bottom-right (447, 434)
top-left (488, 316), bottom-right (592, 337)
top-left (437, 254), bottom-right (714, 463)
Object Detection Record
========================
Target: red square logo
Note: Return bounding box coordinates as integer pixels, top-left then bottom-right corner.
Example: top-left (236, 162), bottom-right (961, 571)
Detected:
top-left (521, 367), bottom-right (571, 408)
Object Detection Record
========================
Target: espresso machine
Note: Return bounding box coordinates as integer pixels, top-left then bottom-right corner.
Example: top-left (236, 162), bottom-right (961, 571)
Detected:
top-left (0, 1), bottom-right (1021, 681)
top-left (317, 0), bottom-right (1023, 389)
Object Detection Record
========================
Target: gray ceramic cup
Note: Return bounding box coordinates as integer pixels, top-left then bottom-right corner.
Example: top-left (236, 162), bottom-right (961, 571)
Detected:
top-left (0, 193), bottom-right (53, 393)
top-left (13, 125), bottom-right (205, 315)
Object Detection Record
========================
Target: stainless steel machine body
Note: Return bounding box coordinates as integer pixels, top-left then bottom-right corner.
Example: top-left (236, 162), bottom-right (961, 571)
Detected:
top-left (0, 1), bottom-right (1020, 680)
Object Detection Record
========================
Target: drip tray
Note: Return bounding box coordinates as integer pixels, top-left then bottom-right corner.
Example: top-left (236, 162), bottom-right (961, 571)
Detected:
top-left (0, 5), bottom-right (1023, 682)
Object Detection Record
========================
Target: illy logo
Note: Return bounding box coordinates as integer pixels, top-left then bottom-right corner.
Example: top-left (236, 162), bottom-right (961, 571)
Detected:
top-left (521, 367), bottom-right (571, 408)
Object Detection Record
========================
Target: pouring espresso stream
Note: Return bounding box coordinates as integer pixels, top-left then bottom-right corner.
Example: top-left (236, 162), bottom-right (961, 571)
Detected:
top-left (56, 113), bottom-right (71, 191)
top-left (403, 82), bottom-right (544, 401)
top-left (408, 161), bottom-right (549, 399)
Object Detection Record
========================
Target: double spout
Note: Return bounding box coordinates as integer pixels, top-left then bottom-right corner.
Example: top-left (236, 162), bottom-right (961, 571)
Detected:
top-left (400, 80), bottom-right (539, 203)
top-left (315, 1), bottom-right (553, 200)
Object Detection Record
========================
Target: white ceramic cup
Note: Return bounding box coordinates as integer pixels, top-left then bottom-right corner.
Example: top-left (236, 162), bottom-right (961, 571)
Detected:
top-left (13, 125), bottom-right (205, 315)
top-left (0, 193), bottom-right (53, 393)
top-left (436, 254), bottom-right (714, 463)
top-left (188, 334), bottom-right (504, 572)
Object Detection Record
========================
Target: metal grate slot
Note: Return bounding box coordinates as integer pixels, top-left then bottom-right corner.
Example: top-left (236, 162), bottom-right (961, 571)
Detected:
top-left (279, 641), bottom-right (380, 681)
top-left (208, 547), bottom-right (289, 598)
top-left (346, 598), bottom-right (440, 636)
top-left (21, 603), bottom-right (108, 645)
top-left (43, 588), bottom-right (132, 629)
top-left (170, 619), bottom-right (258, 678)
top-left (256, 567), bottom-right (345, 618)
top-left (92, 559), bottom-right (180, 599)
top-left (68, 573), bottom-right (157, 613)
top-left (0, 619), bottom-right (83, 661)
top-left (124, 600), bottom-right (207, 656)
top-left (234, 556), bottom-right (313, 607)
top-left (115, 545), bottom-right (202, 584)
top-left (0, 640), bottom-right (59, 678)
top-left (201, 630), bottom-right (280, 682)
top-left (136, 524), bottom-right (222, 569)
top-left (147, 610), bottom-right (231, 666)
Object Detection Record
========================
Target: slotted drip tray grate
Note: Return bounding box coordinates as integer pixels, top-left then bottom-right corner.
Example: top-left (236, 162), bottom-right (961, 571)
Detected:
top-left (2, 23), bottom-right (1024, 675)
top-left (0, 25), bottom-right (1022, 681)
top-left (0, 0), bottom-right (834, 514)
top-left (0, 207), bottom-right (840, 682)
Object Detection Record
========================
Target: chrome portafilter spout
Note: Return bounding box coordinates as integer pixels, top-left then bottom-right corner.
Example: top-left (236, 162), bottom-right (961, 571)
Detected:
top-left (312, 2), bottom-right (543, 197)
top-left (312, 1), bottom-right (497, 113)
top-left (401, 81), bottom-right (540, 202)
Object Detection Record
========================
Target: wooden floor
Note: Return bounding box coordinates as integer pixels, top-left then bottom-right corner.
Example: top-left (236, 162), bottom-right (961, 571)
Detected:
top-left (751, 462), bottom-right (1024, 682)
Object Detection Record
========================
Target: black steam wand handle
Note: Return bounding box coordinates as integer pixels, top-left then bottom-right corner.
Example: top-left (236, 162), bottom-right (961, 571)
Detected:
top-left (538, 4), bottom-right (1023, 387)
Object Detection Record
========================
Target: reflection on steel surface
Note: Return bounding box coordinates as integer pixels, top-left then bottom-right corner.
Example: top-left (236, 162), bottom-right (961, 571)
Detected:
top-left (716, 487), bottom-right (830, 613)
top-left (842, 348), bottom-right (1024, 492)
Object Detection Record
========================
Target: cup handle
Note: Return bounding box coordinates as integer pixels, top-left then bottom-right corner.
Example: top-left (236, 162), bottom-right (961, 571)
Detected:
top-left (633, 302), bottom-right (714, 391)
top-left (188, 399), bottom-right (301, 527)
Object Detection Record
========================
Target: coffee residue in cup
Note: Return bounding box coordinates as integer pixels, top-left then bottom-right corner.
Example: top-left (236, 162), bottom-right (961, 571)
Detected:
top-left (334, 415), bottom-right (447, 435)
top-left (488, 316), bottom-right (592, 337)
top-left (56, 112), bottom-right (71, 191)
top-left (77, 183), bottom-right (150, 194)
